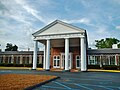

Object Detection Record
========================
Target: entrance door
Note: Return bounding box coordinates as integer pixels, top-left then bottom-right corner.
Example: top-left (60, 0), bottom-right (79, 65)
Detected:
top-left (61, 53), bottom-right (72, 69)
top-left (76, 55), bottom-right (81, 68)
top-left (53, 55), bottom-right (60, 68)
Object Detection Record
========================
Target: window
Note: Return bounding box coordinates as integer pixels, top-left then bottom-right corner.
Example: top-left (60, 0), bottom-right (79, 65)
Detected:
top-left (22, 57), bottom-right (29, 64)
top-left (37, 56), bottom-right (39, 64)
top-left (26, 57), bottom-right (29, 64)
top-left (102, 56), bottom-right (109, 65)
top-left (110, 56), bottom-right (115, 65)
top-left (53, 55), bottom-right (60, 68)
top-left (23, 57), bottom-right (26, 64)
top-left (8, 57), bottom-right (12, 63)
top-left (5, 57), bottom-right (8, 63)
top-left (118, 56), bottom-right (120, 66)
top-left (89, 56), bottom-right (95, 65)
top-left (95, 56), bottom-right (100, 65)
top-left (0, 57), bottom-right (3, 63)
top-left (76, 55), bottom-right (80, 68)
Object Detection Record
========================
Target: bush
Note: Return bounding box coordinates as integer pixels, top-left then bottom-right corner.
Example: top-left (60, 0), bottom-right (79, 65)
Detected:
top-left (0, 63), bottom-right (32, 67)
top-left (87, 65), bottom-right (101, 69)
top-left (102, 65), bottom-right (118, 70)
top-left (0, 63), bottom-right (6, 67)
top-left (0, 63), bottom-right (13, 67)
top-left (4, 63), bottom-right (14, 67)
top-left (14, 64), bottom-right (24, 67)
top-left (37, 64), bottom-right (43, 68)
top-left (24, 64), bottom-right (32, 67)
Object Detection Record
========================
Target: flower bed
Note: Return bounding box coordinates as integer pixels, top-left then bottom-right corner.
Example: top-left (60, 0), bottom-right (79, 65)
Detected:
top-left (0, 74), bottom-right (56, 90)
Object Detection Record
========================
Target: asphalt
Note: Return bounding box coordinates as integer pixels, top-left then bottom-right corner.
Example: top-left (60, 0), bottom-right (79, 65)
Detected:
top-left (0, 70), bottom-right (120, 90)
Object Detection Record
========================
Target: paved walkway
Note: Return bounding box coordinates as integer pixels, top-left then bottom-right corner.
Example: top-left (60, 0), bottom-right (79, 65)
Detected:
top-left (0, 70), bottom-right (120, 90)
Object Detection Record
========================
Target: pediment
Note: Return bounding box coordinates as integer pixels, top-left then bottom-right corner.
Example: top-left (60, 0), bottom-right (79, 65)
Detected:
top-left (33, 20), bottom-right (85, 36)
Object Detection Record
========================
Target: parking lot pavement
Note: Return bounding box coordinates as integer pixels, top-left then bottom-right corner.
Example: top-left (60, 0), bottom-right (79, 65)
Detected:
top-left (34, 71), bottom-right (120, 90)
top-left (0, 70), bottom-right (120, 90)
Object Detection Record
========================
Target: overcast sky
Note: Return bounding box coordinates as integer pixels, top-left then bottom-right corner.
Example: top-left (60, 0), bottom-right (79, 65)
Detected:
top-left (0, 0), bottom-right (120, 51)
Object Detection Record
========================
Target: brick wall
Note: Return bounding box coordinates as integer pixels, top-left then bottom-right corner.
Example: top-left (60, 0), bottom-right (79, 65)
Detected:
top-left (50, 47), bottom-right (81, 69)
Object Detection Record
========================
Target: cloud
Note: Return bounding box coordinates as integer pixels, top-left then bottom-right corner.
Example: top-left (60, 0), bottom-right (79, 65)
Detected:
top-left (15, 0), bottom-right (45, 24)
top-left (116, 26), bottom-right (120, 30)
top-left (62, 18), bottom-right (91, 25)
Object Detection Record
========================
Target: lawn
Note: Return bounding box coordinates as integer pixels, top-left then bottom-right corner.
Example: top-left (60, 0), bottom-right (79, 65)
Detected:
top-left (0, 74), bottom-right (57, 90)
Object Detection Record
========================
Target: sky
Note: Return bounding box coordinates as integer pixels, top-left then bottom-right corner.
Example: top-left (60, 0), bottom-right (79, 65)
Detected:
top-left (0, 0), bottom-right (120, 51)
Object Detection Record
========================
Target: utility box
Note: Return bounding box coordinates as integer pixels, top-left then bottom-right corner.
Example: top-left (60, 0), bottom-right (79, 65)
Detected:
top-left (112, 44), bottom-right (118, 49)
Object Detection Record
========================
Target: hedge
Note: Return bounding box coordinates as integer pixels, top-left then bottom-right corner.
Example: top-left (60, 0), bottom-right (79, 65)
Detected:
top-left (0, 63), bottom-right (43, 68)
top-left (87, 65), bottom-right (101, 69)
top-left (102, 65), bottom-right (120, 70)
top-left (87, 65), bottom-right (120, 70)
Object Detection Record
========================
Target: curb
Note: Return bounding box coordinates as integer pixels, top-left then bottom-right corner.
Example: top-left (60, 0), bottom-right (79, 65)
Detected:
top-left (24, 76), bottom-right (60, 90)
top-left (88, 69), bottom-right (120, 73)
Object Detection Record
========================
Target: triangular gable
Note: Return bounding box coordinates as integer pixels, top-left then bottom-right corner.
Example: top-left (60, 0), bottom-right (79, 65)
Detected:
top-left (33, 20), bottom-right (85, 36)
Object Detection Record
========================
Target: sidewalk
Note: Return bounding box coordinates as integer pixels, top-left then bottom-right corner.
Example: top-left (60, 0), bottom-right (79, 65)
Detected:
top-left (0, 67), bottom-right (120, 73)
top-left (0, 67), bottom-right (43, 70)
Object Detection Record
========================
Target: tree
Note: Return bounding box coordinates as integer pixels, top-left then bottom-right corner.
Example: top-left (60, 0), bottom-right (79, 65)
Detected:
top-left (95, 38), bottom-right (120, 49)
top-left (12, 45), bottom-right (18, 51)
top-left (5, 43), bottom-right (18, 51)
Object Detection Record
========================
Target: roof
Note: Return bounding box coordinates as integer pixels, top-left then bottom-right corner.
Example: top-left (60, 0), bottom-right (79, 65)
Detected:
top-left (0, 51), bottom-right (43, 55)
top-left (88, 49), bottom-right (120, 55)
top-left (32, 20), bottom-right (86, 37)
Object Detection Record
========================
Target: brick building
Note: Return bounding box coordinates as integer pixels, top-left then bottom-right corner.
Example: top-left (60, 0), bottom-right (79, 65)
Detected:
top-left (32, 20), bottom-right (120, 71)
top-left (1, 20), bottom-right (120, 71)
top-left (0, 51), bottom-right (43, 66)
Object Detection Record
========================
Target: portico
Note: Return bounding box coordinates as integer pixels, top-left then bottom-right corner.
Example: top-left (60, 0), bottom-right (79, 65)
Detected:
top-left (32, 20), bottom-right (88, 71)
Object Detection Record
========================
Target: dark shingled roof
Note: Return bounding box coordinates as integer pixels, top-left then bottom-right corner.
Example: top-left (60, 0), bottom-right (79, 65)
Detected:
top-left (88, 49), bottom-right (120, 55)
top-left (0, 51), bottom-right (43, 55)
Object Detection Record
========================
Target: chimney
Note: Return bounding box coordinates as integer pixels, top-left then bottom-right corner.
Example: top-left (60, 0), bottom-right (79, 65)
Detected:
top-left (112, 44), bottom-right (118, 49)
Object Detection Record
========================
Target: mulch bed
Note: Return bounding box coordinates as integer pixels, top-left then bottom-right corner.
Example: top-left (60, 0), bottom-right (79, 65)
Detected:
top-left (0, 74), bottom-right (57, 90)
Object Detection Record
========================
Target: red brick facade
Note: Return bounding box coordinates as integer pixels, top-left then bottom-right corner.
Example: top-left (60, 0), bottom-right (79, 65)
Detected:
top-left (50, 47), bottom-right (81, 69)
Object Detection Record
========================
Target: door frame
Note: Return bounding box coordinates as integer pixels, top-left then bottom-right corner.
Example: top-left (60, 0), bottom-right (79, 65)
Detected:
top-left (76, 55), bottom-right (81, 69)
top-left (61, 53), bottom-right (72, 69)
top-left (53, 55), bottom-right (60, 68)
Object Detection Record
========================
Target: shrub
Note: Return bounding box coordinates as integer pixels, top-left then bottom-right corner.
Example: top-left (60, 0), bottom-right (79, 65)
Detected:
top-left (24, 64), bottom-right (32, 67)
top-left (14, 64), bottom-right (24, 67)
top-left (4, 63), bottom-right (14, 67)
top-left (87, 65), bottom-right (101, 69)
top-left (0, 63), bottom-right (13, 67)
top-left (102, 65), bottom-right (118, 70)
top-left (0, 63), bottom-right (6, 67)
top-left (37, 64), bottom-right (43, 68)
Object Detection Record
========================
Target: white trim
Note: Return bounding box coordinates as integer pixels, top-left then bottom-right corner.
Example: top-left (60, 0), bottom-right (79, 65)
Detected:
top-left (34, 33), bottom-right (84, 40)
top-left (76, 55), bottom-right (81, 69)
top-left (65, 38), bottom-right (69, 70)
top-left (53, 55), bottom-right (60, 68)
top-left (43, 45), bottom-right (46, 69)
top-left (81, 37), bottom-right (87, 71)
top-left (32, 40), bottom-right (38, 69)
top-left (60, 53), bottom-right (72, 69)
top-left (46, 39), bottom-right (50, 70)
top-left (32, 20), bottom-right (85, 37)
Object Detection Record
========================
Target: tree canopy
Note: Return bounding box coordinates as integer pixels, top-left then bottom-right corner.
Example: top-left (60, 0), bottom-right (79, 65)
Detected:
top-left (5, 43), bottom-right (18, 51)
top-left (95, 38), bottom-right (120, 49)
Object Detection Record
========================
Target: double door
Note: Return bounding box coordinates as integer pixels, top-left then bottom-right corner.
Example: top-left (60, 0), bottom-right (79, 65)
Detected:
top-left (61, 53), bottom-right (72, 69)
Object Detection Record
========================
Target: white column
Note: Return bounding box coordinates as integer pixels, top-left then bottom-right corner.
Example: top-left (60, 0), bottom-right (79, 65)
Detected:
top-left (100, 55), bottom-right (102, 68)
top-left (43, 45), bottom-right (46, 69)
top-left (80, 37), bottom-right (87, 71)
top-left (46, 39), bottom-right (50, 70)
top-left (108, 56), bottom-right (110, 65)
top-left (115, 55), bottom-right (117, 65)
top-left (65, 38), bottom-right (69, 71)
top-left (20, 55), bottom-right (23, 64)
top-left (32, 40), bottom-right (38, 70)
top-left (11, 55), bottom-right (14, 63)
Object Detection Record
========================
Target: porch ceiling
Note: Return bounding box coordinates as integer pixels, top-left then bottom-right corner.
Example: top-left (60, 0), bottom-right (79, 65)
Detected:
top-left (38, 38), bottom-right (80, 47)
